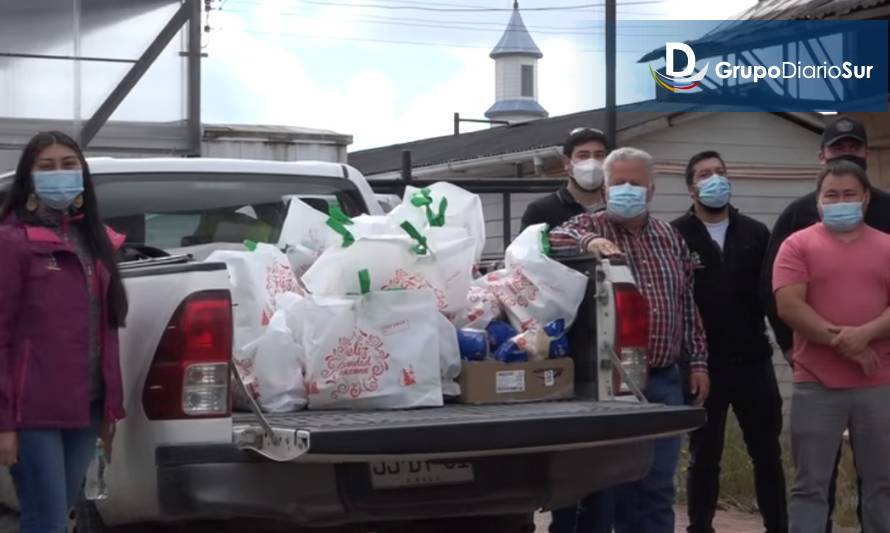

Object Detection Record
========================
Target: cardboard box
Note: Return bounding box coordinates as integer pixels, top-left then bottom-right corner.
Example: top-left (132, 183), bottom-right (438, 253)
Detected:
top-left (458, 358), bottom-right (575, 404)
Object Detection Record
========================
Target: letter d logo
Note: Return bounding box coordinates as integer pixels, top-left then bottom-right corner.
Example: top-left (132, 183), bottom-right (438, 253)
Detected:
top-left (666, 42), bottom-right (696, 77)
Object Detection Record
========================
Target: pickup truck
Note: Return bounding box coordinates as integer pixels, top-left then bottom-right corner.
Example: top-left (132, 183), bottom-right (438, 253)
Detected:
top-left (0, 157), bottom-right (704, 532)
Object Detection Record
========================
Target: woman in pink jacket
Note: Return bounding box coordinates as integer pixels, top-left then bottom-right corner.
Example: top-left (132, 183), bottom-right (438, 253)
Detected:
top-left (0, 131), bottom-right (128, 532)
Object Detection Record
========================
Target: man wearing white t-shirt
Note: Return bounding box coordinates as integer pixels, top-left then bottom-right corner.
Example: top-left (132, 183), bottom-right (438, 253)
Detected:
top-left (672, 151), bottom-right (787, 533)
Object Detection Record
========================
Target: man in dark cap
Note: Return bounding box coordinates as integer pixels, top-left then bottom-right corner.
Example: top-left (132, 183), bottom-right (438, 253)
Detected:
top-left (761, 115), bottom-right (890, 532)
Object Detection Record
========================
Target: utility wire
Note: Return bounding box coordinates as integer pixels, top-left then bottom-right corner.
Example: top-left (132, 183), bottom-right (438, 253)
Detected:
top-left (232, 26), bottom-right (651, 52)
top-left (231, 0), bottom-right (667, 13)
top-left (219, 7), bottom-right (676, 36)
top-left (224, 9), bottom-right (677, 37)
top-left (223, 1), bottom-right (666, 25)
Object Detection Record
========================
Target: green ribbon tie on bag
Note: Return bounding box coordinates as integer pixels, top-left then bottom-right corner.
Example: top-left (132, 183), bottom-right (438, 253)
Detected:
top-left (328, 205), bottom-right (354, 226)
top-left (410, 188), bottom-right (447, 227)
top-left (358, 269), bottom-right (371, 295)
top-left (428, 196), bottom-right (447, 227)
top-left (410, 187), bottom-right (433, 208)
top-left (326, 218), bottom-right (355, 247)
top-left (243, 239), bottom-right (258, 252)
top-left (400, 221), bottom-right (429, 255)
top-left (540, 225), bottom-right (551, 257)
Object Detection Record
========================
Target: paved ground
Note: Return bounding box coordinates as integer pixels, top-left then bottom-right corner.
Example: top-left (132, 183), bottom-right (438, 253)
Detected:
top-left (534, 506), bottom-right (860, 533)
top-left (534, 506), bottom-right (772, 533)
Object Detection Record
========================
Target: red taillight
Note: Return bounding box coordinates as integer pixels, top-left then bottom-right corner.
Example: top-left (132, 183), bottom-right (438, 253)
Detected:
top-left (612, 284), bottom-right (649, 396)
top-left (143, 291), bottom-right (233, 420)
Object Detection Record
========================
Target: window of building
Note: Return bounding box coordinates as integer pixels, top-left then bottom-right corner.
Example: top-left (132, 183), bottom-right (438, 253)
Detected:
top-left (521, 65), bottom-right (534, 97)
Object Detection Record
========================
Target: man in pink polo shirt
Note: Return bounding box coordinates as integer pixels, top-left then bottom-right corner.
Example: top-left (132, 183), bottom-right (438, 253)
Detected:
top-left (774, 160), bottom-right (890, 533)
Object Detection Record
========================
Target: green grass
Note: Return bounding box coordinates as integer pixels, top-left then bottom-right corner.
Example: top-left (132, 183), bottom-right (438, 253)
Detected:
top-left (675, 412), bottom-right (860, 528)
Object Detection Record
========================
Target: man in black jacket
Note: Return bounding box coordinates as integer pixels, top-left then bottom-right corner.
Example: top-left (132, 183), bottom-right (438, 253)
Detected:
top-left (673, 151), bottom-right (787, 533)
top-left (761, 116), bottom-right (890, 533)
top-left (521, 127), bottom-right (609, 231)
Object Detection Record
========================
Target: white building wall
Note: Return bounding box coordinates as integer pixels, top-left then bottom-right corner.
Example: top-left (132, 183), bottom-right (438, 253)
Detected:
top-left (495, 57), bottom-right (538, 101)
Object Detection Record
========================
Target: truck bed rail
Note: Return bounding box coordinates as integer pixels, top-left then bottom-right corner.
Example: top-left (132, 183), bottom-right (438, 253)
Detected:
top-left (224, 400), bottom-right (703, 462)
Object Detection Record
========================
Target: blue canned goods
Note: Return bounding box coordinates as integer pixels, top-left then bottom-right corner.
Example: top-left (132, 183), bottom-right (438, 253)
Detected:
top-left (486, 320), bottom-right (517, 352)
top-left (458, 328), bottom-right (489, 361)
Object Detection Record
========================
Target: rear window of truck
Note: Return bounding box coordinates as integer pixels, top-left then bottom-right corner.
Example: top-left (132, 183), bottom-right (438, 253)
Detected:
top-left (96, 172), bottom-right (366, 250)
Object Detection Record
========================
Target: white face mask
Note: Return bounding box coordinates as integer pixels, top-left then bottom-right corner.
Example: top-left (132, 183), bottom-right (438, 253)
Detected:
top-left (570, 159), bottom-right (605, 191)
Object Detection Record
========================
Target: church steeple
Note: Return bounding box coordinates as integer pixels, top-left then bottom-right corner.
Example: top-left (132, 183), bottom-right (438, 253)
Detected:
top-left (485, 1), bottom-right (548, 125)
top-left (489, 1), bottom-right (543, 60)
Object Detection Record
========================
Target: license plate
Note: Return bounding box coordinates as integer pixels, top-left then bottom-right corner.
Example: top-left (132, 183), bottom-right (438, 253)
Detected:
top-left (369, 460), bottom-right (475, 489)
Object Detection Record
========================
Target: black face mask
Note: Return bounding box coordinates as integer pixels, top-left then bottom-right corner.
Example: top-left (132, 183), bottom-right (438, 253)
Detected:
top-left (828, 154), bottom-right (868, 171)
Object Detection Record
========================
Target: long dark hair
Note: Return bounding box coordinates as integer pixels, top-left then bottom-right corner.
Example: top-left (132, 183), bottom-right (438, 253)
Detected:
top-left (1, 131), bottom-right (129, 328)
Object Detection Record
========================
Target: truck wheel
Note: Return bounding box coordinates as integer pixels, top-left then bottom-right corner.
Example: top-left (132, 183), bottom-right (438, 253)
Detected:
top-left (72, 497), bottom-right (108, 533)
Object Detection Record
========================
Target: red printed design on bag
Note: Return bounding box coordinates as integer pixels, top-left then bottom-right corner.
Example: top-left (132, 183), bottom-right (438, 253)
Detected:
top-left (382, 269), bottom-right (447, 310)
top-left (520, 318), bottom-right (538, 331)
top-left (484, 271), bottom-right (503, 283)
top-left (321, 330), bottom-right (391, 399)
top-left (401, 366), bottom-right (417, 387)
top-left (456, 285), bottom-right (500, 326)
top-left (467, 286), bottom-right (489, 303)
top-left (262, 261), bottom-right (301, 324)
top-left (489, 266), bottom-right (538, 308)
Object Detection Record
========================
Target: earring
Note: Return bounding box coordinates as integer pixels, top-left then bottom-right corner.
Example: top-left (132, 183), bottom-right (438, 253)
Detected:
top-left (73, 195), bottom-right (84, 210)
top-left (25, 194), bottom-right (39, 212)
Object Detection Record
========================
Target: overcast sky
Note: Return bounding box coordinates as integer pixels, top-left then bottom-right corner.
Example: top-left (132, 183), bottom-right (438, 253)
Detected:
top-left (199, 0), bottom-right (757, 150)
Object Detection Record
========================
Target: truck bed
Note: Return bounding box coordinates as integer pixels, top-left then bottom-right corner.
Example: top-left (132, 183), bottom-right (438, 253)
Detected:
top-left (229, 399), bottom-right (703, 459)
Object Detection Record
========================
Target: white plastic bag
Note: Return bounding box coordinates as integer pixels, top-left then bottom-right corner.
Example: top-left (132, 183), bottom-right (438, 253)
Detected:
top-left (436, 313), bottom-right (462, 397)
top-left (302, 226), bottom-right (474, 317)
top-left (302, 236), bottom-right (417, 295)
top-left (232, 350), bottom-right (260, 411)
top-left (244, 310), bottom-right (307, 413)
top-left (207, 243), bottom-right (302, 351)
top-left (385, 202), bottom-right (429, 231)
top-left (451, 283), bottom-right (503, 330)
top-left (403, 183), bottom-right (487, 263)
top-left (279, 196), bottom-right (417, 252)
top-left (285, 243), bottom-right (320, 280)
top-left (350, 214), bottom-right (405, 239)
top-left (303, 288), bottom-right (444, 409)
top-left (489, 223), bottom-right (588, 332)
top-left (277, 197), bottom-right (341, 252)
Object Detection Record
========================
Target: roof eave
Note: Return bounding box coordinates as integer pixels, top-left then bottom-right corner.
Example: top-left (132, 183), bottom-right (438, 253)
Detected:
top-left (489, 50), bottom-right (544, 60)
top-left (485, 110), bottom-right (549, 120)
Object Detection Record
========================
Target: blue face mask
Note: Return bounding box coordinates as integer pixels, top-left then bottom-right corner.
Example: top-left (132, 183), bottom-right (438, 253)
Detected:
top-left (607, 183), bottom-right (649, 219)
top-left (696, 174), bottom-right (731, 209)
top-left (32, 170), bottom-right (84, 210)
top-left (821, 201), bottom-right (864, 232)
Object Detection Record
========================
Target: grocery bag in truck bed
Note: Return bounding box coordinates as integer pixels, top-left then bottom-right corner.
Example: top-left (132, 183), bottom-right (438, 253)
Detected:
top-left (487, 223), bottom-right (588, 332)
top-left (240, 308), bottom-right (308, 413)
top-left (401, 182), bottom-right (487, 263)
top-left (302, 274), bottom-right (445, 409)
top-left (301, 223), bottom-right (474, 318)
top-left (206, 242), bottom-right (302, 351)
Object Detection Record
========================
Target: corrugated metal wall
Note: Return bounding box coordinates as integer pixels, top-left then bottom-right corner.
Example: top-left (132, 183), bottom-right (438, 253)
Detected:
top-left (202, 140), bottom-right (346, 163)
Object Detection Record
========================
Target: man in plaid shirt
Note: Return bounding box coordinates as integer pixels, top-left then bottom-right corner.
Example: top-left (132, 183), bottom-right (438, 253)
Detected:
top-left (549, 147), bottom-right (709, 533)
